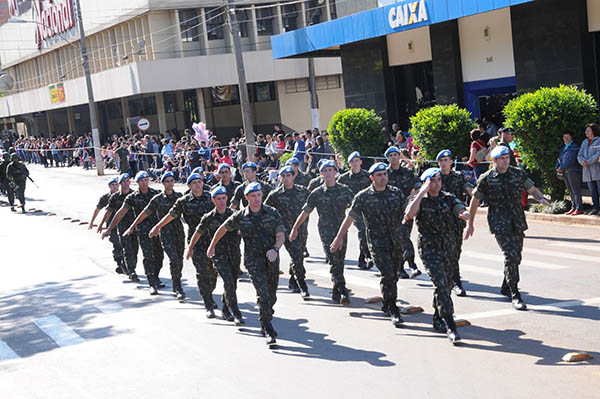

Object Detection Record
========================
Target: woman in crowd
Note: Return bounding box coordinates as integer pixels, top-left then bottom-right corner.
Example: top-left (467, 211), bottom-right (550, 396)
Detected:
top-left (578, 123), bottom-right (600, 215)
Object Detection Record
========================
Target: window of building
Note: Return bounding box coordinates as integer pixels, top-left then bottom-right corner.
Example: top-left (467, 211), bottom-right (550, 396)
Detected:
top-left (179, 9), bottom-right (199, 42)
top-left (254, 82), bottom-right (276, 102)
top-left (211, 85), bottom-right (240, 106)
top-left (164, 92), bottom-right (177, 113)
top-left (129, 98), bottom-right (144, 116)
top-left (316, 75), bottom-right (341, 90)
top-left (257, 6), bottom-right (274, 36)
top-left (330, 3), bottom-right (337, 20)
top-left (237, 8), bottom-right (249, 38)
top-left (183, 90), bottom-right (199, 126)
top-left (306, 0), bottom-right (324, 25)
top-left (282, 4), bottom-right (298, 32)
top-left (107, 102), bottom-right (123, 119)
top-left (206, 7), bottom-right (224, 40)
top-left (144, 96), bottom-right (157, 115)
top-left (284, 78), bottom-right (309, 94)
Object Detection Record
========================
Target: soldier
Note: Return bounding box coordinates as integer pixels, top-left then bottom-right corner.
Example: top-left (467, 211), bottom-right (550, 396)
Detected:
top-left (207, 182), bottom-right (286, 346)
top-left (186, 186), bottom-right (243, 325)
top-left (465, 146), bottom-right (550, 310)
top-left (89, 176), bottom-right (126, 275)
top-left (0, 152), bottom-right (11, 198)
top-left (102, 171), bottom-right (164, 295)
top-left (97, 173), bottom-right (139, 282)
top-left (337, 151), bottom-right (373, 270)
top-left (122, 172), bottom-right (185, 301)
top-left (265, 165), bottom-right (311, 299)
top-left (497, 127), bottom-right (518, 166)
top-left (385, 146), bottom-right (422, 278)
top-left (290, 160), bottom-right (354, 305)
top-left (437, 149), bottom-right (474, 297)
top-left (307, 159), bottom-right (327, 192)
top-left (149, 173), bottom-right (218, 317)
top-left (404, 167), bottom-right (471, 344)
top-left (285, 158), bottom-right (311, 187)
top-left (5, 153), bottom-right (29, 213)
top-left (213, 163), bottom-right (240, 206)
top-left (331, 162), bottom-right (407, 327)
top-left (231, 162), bottom-right (273, 210)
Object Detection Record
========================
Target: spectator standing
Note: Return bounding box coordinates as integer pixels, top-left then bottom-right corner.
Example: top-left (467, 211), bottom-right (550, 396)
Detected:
top-left (578, 123), bottom-right (600, 215)
top-left (466, 129), bottom-right (488, 179)
top-left (556, 132), bottom-right (583, 215)
top-left (292, 132), bottom-right (306, 171)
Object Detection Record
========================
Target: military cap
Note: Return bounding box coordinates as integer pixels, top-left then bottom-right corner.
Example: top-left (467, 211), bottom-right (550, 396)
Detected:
top-left (186, 173), bottom-right (203, 185)
top-left (420, 167), bottom-right (441, 182)
top-left (244, 181), bottom-right (262, 196)
top-left (368, 162), bottom-right (388, 175)
top-left (490, 145), bottom-right (510, 160)
top-left (135, 171), bottom-right (149, 182)
top-left (347, 151), bottom-right (361, 163)
top-left (210, 186), bottom-right (228, 198)
top-left (279, 165), bottom-right (294, 175)
top-left (285, 158), bottom-right (299, 166)
top-left (242, 162), bottom-right (257, 170)
top-left (384, 146), bottom-right (400, 158)
top-left (108, 176), bottom-right (119, 185)
top-left (160, 171), bottom-right (175, 183)
top-left (192, 166), bottom-right (204, 174)
top-left (319, 159), bottom-right (336, 172)
top-left (118, 173), bottom-right (131, 183)
top-left (436, 149), bottom-right (452, 161)
top-left (217, 163), bottom-right (230, 173)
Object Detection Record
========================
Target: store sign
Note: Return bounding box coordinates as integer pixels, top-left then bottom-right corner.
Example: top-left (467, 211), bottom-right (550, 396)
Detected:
top-left (33, 0), bottom-right (76, 49)
top-left (49, 82), bottom-right (66, 104)
top-left (388, 0), bottom-right (428, 29)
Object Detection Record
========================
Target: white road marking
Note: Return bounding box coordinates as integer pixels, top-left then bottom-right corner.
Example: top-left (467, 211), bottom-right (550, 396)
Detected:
top-left (0, 339), bottom-right (20, 362)
top-left (548, 241), bottom-right (600, 254)
top-left (461, 251), bottom-right (567, 270)
top-left (522, 247), bottom-right (599, 264)
top-left (310, 269), bottom-right (381, 290)
top-left (33, 315), bottom-right (86, 347)
top-left (460, 264), bottom-right (504, 277)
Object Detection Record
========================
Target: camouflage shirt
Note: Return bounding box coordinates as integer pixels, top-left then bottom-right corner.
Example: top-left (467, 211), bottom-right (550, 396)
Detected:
top-left (415, 191), bottom-right (466, 239)
top-left (303, 182), bottom-right (354, 236)
top-left (337, 169), bottom-right (371, 195)
top-left (387, 165), bottom-right (421, 197)
top-left (308, 175), bottom-right (324, 192)
top-left (6, 161), bottom-right (28, 182)
top-left (144, 191), bottom-right (184, 234)
top-left (169, 191), bottom-right (214, 239)
top-left (214, 180), bottom-right (240, 206)
top-left (196, 207), bottom-right (240, 256)
top-left (123, 188), bottom-right (161, 231)
top-left (107, 190), bottom-right (135, 228)
top-left (223, 205), bottom-right (286, 257)
top-left (348, 185), bottom-right (407, 243)
top-left (441, 170), bottom-right (472, 203)
top-left (473, 166), bottom-right (534, 234)
top-left (232, 179), bottom-right (273, 208)
top-left (265, 184), bottom-right (310, 231)
top-left (97, 192), bottom-right (114, 225)
top-left (294, 172), bottom-right (312, 187)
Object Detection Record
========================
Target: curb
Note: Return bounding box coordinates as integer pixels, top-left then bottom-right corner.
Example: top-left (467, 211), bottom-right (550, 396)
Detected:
top-left (477, 207), bottom-right (600, 227)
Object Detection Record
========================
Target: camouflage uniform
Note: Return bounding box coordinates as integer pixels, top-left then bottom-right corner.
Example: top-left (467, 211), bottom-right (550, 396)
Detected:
top-left (473, 166), bottom-right (534, 294)
top-left (196, 207), bottom-right (241, 313)
top-left (123, 188), bottom-right (164, 285)
top-left (308, 175), bottom-right (324, 192)
top-left (107, 191), bottom-right (139, 275)
top-left (5, 160), bottom-right (28, 207)
top-left (169, 191), bottom-right (217, 305)
top-left (214, 180), bottom-right (240, 206)
top-left (303, 183), bottom-right (354, 291)
top-left (294, 171), bottom-right (312, 187)
top-left (441, 170), bottom-right (473, 287)
top-left (348, 185), bottom-right (407, 310)
top-left (415, 191), bottom-right (466, 319)
top-left (265, 184), bottom-right (310, 282)
top-left (143, 191), bottom-right (185, 285)
top-left (232, 180), bottom-right (273, 208)
top-left (387, 165), bottom-right (422, 268)
top-left (97, 192), bottom-right (125, 272)
top-left (338, 169), bottom-right (372, 266)
top-left (223, 205), bottom-right (286, 322)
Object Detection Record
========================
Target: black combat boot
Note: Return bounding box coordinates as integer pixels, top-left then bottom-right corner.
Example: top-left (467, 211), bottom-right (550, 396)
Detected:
top-left (231, 306), bottom-right (245, 326)
top-left (406, 257), bottom-right (422, 278)
top-left (288, 275), bottom-right (300, 293)
top-left (129, 272), bottom-right (140, 282)
top-left (303, 249), bottom-right (310, 258)
top-left (358, 251), bottom-right (368, 270)
top-left (432, 311), bottom-right (446, 332)
top-left (339, 286), bottom-right (350, 306)
top-left (331, 286), bottom-right (341, 302)
top-left (221, 304), bottom-right (234, 322)
top-left (444, 316), bottom-right (461, 344)
top-left (172, 279), bottom-right (185, 301)
top-left (203, 296), bottom-right (216, 318)
top-left (453, 280), bottom-right (467, 297)
top-left (389, 304), bottom-right (404, 327)
top-left (511, 289), bottom-right (527, 311)
top-left (262, 320), bottom-right (277, 346)
top-left (115, 259), bottom-right (126, 275)
top-left (147, 274), bottom-right (158, 295)
top-left (500, 278), bottom-right (511, 298)
top-left (367, 259), bottom-right (374, 269)
top-left (297, 278), bottom-right (310, 300)
top-left (156, 277), bottom-right (166, 289)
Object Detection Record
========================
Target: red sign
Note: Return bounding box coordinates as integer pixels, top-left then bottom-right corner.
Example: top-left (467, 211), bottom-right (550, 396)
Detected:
top-left (33, 0), bottom-right (76, 49)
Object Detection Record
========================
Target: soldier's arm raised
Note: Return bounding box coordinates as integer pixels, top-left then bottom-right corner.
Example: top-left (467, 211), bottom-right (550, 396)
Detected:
top-left (403, 179), bottom-right (430, 222)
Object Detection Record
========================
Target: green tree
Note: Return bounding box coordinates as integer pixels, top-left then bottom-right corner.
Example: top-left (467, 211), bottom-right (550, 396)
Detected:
top-left (503, 85), bottom-right (598, 199)
top-left (409, 104), bottom-right (475, 163)
top-left (327, 108), bottom-right (386, 164)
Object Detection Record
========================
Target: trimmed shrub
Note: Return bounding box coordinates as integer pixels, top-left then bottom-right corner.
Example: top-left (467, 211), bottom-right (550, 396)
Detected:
top-left (328, 108), bottom-right (386, 163)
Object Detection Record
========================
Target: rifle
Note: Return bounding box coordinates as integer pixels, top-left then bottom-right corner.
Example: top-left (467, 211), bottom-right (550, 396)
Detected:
top-left (13, 163), bottom-right (39, 189)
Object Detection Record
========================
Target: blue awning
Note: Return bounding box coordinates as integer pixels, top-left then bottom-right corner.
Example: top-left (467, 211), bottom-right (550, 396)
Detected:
top-left (271, 0), bottom-right (535, 59)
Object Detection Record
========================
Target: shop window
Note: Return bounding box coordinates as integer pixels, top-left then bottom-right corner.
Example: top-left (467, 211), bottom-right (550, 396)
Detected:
top-left (237, 9), bottom-right (249, 38)
top-left (164, 92), bottom-right (177, 113)
top-left (107, 102), bottom-right (123, 119)
top-left (144, 96), bottom-right (157, 115)
top-left (257, 6), bottom-right (274, 36)
top-left (282, 4), bottom-right (298, 32)
top-left (128, 98), bottom-right (144, 116)
top-left (206, 7), bottom-right (224, 40)
top-left (254, 82), bottom-right (276, 102)
top-left (306, 0), bottom-right (324, 25)
top-left (179, 9), bottom-right (199, 42)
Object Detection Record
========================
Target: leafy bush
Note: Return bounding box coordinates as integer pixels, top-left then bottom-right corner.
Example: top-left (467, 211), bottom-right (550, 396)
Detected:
top-left (528, 200), bottom-right (569, 214)
top-left (279, 151), bottom-right (293, 166)
top-left (409, 104), bottom-right (475, 162)
top-left (503, 85), bottom-right (598, 199)
top-left (328, 108), bottom-right (386, 163)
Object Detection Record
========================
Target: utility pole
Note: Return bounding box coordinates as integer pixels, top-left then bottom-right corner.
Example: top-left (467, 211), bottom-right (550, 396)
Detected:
top-left (227, 1), bottom-right (255, 160)
top-left (307, 57), bottom-right (319, 130)
top-left (75, 0), bottom-right (104, 175)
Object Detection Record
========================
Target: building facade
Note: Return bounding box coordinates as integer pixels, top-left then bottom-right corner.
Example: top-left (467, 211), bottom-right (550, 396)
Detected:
top-left (272, 0), bottom-right (600, 130)
top-left (0, 0), bottom-right (345, 141)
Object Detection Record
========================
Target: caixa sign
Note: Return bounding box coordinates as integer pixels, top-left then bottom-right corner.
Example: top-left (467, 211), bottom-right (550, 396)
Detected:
top-left (388, 0), bottom-right (428, 29)
top-left (33, 0), bottom-right (76, 49)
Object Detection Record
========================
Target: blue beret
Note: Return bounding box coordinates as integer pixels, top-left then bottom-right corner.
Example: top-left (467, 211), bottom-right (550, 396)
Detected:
top-left (436, 149), bottom-right (451, 161)
top-left (347, 151), bottom-right (361, 163)
top-left (384, 146), bottom-right (400, 158)
top-left (490, 145), bottom-right (510, 160)
top-left (244, 182), bottom-right (262, 196)
top-left (118, 173), bottom-right (130, 183)
top-left (108, 176), bottom-right (119, 185)
top-left (217, 163), bottom-right (230, 173)
top-left (319, 160), bottom-right (336, 172)
top-left (279, 165), bottom-right (295, 175)
top-left (210, 186), bottom-right (228, 198)
top-left (192, 166), bottom-right (203, 174)
top-left (186, 173), bottom-right (203, 185)
top-left (317, 159), bottom-right (327, 169)
top-left (368, 162), bottom-right (388, 175)
top-left (135, 171), bottom-right (149, 182)
top-left (242, 162), bottom-right (257, 170)
top-left (285, 158), bottom-right (299, 166)
top-left (160, 171), bottom-right (175, 183)
top-left (420, 167), bottom-right (441, 182)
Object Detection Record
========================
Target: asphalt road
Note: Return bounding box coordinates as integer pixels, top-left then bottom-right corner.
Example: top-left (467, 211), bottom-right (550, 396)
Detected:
top-left (0, 164), bottom-right (599, 398)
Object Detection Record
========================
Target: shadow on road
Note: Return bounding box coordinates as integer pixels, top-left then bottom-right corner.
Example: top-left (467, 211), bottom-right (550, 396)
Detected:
top-left (525, 235), bottom-right (600, 244)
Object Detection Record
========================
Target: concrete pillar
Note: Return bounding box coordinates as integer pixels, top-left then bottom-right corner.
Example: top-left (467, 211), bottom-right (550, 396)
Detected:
top-left (249, 5), bottom-right (259, 51)
top-left (121, 97), bottom-right (130, 134)
top-left (67, 107), bottom-right (75, 134)
top-left (199, 8), bottom-right (209, 55)
top-left (274, 4), bottom-right (283, 35)
top-left (46, 110), bottom-right (54, 136)
top-left (195, 88), bottom-right (207, 122)
top-left (299, 1), bottom-right (307, 27)
top-left (325, 0), bottom-right (332, 20)
top-left (156, 92), bottom-right (167, 134)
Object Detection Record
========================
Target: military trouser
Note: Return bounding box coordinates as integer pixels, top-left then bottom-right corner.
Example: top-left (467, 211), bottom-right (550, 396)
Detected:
top-left (117, 226), bottom-right (139, 275)
top-left (494, 231), bottom-right (524, 292)
top-left (8, 179), bottom-right (25, 206)
top-left (370, 241), bottom-right (403, 307)
top-left (136, 227), bottom-right (164, 285)
top-left (418, 237), bottom-right (454, 318)
top-left (212, 250), bottom-right (241, 312)
top-left (191, 241), bottom-right (218, 305)
top-left (4, 181), bottom-right (13, 205)
top-left (108, 227), bottom-right (125, 268)
top-left (319, 230), bottom-right (347, 287)
top-left (284, 227), bottom-right (307, 281)
top-left (245, 254), bottom-right (279, 322)
top-left (400, 220), bottom-right (416, 261)
top-left (354, 217), bottom-right (371, 261)
top-left (448, 227), bottom-right (464, 285)
top-left (159, 226), bottom-right (185, 281)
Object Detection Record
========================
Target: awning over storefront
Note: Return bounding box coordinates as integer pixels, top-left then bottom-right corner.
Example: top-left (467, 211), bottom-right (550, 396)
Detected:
top-left (271, 0), bottom-right (535, 59)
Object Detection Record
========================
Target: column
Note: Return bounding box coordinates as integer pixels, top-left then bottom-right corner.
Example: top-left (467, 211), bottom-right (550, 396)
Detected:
top-left (67, 107), bottom-right (75, 134)
top-left (121, 97), bottom-right (130, 134)
top-left (195, 88), bottom-right (207, 123)
top-left (156, 92), bottom-right (167, 133)
top-left (46, 110), bottom-right (54, 136)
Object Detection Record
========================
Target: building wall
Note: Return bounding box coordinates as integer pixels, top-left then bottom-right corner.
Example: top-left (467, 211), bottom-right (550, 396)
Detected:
top-left (588, 0), bottom-right (600, 31)
top-left (386, 27), bottom-right (432, 67)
